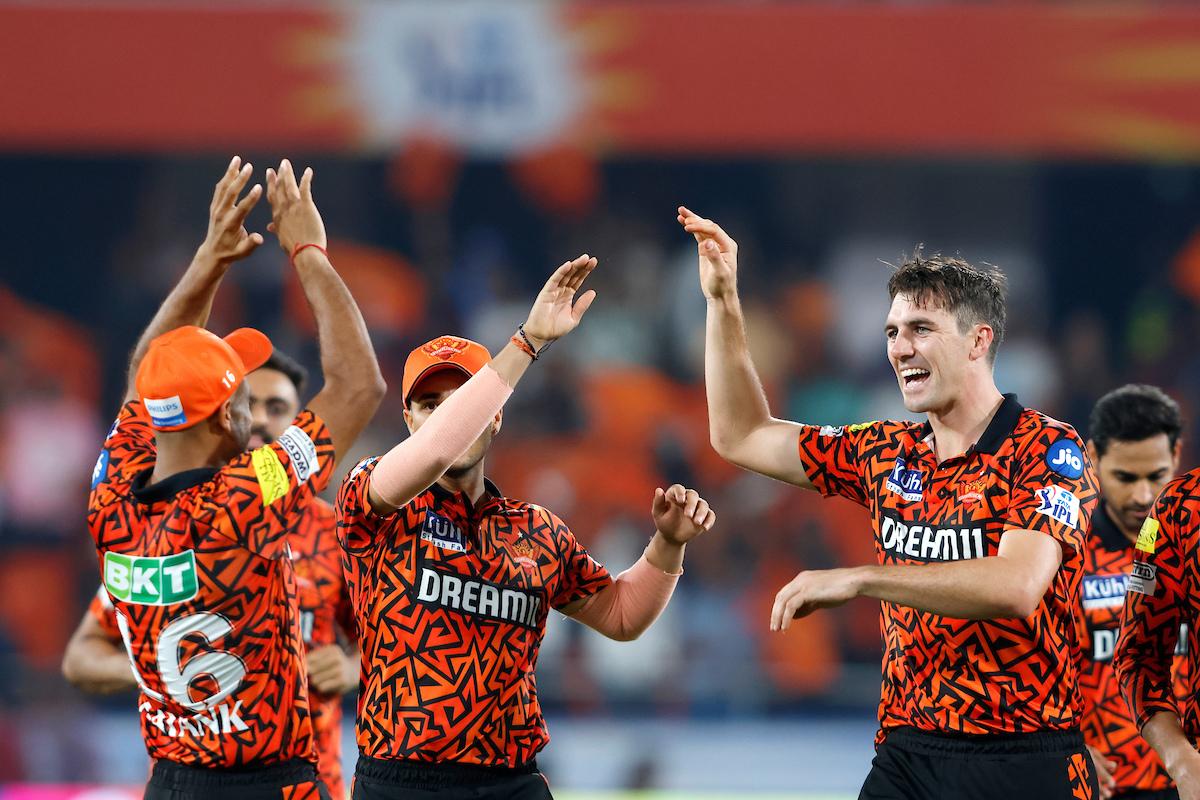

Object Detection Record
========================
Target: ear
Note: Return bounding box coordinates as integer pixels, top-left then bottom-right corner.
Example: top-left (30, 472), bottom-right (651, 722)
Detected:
top-left (970, 324), bottom-right (994, 362)
top-left (1172, 438), bottom-right (1184, 471)
top-left (492, 409), bottom-right (503, 437)
top-left (403, 406), bottom-right (415, 435)
top-left (1086, 440), bottom-right (1099, 467)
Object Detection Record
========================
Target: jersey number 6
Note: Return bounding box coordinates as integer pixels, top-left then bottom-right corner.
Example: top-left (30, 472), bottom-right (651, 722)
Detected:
top-left (116, 610), bottom-right (248, 712)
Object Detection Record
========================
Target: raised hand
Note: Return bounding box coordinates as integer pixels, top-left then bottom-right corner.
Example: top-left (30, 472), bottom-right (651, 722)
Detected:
top-left (265, 159), bottom-right (327, 258)
top-left (651, 484), bottom-right (716, 546)
top-left (677, 206), bottom-right (738, 301)
top-left (197, 156), bottom-right (264, 267)
top-left (521, 254), bottom-right (599, 346)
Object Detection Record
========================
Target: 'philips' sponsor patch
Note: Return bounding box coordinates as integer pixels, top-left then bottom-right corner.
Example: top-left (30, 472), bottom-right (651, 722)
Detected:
top-left (144, 395), bottom-right (187, 428)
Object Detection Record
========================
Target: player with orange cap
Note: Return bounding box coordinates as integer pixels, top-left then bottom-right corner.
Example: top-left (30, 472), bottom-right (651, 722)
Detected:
top-left (87, 156), bottom-right (385, 799)
top-left (335, 256), bottom-right (717, 800)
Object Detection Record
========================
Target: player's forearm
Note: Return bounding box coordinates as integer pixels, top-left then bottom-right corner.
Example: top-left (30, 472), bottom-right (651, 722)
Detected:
top-left (61, 637), bottom-right (136, 694)
top-left (368, 363), bottom-right (516, 513)
top-left (570, 551), bottom-right (681, 642)
top-left (293, 249), bottom-right (385, 403)
top-left (124, 251), bottom-right (228, 402)
top-left (852, 556), bottom-right (1046, 619)
top-left (645, 531), bottom-right (686, 574)
top-left (1142, 712), bottom-right (1200, 780)
top-left (704, 295), bottom-right (773, 456)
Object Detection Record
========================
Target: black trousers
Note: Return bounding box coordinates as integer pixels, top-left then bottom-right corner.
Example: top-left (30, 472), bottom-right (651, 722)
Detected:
top-left (145, 757), bottom-right (331, 800)
top-left (351, 755), bottom-right (552, 800)
top-left (859, 727), bottom-right (1100, 800)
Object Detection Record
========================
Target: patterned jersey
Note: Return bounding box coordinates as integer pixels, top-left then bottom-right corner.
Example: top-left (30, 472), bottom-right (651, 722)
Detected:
top-left (291, 496), bottom-right (355, 800)
top-left (336, 458), bottom-right (613, 767)
top-left (796, 395), bottom-right (1099, 740)
top-left (1077, 504), bottom-right (1181, 792)
top-left (86, 496), bottom-right (354, 797)
top-left (87, 400), bottom-right (334, 768)
top-left (1116, 468), bottom-right (1200, 741)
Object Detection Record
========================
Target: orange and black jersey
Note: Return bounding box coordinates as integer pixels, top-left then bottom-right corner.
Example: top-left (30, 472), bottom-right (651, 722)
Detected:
top-left (291, 496), bottom-right (355, 800)
top-left (87, 400), bottom-right (334, 769)
top-left (336, 457), bottom-right (613, 769)
top-left (1116, 468), bottom-right (1200, 741)
top-left (1078, 503), bottom-right (1181, 793)
top-left (796, 394), bottom-right (1099, 740)
top-left (86, 496), bottom-right (354, 797)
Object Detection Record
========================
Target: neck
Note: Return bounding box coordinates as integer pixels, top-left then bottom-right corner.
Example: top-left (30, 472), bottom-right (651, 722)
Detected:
top-left (150, 434), bottom-right (229, 484)
top-left (1105, 502), bottom-right (1139, 545)
top-left (436, 460), bottom-right (488, 504)
top-left (925, 375), bottom-right (1004, 462)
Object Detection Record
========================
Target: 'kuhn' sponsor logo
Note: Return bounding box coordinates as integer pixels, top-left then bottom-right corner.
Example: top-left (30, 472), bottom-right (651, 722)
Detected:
top-left (879, 514), bottom-right (987, 562)
top-left (885, 459), bottom-right (923, 501)
top-left (1082, 574), bottom-right (1127, 610)
top-left (417, 567), bottom-right (543, 629)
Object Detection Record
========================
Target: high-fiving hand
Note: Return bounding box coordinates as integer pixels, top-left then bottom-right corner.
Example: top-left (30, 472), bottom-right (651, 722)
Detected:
top-left (265, 159), bottom-right (327, 258)
top-left (522, 254), bottom-right (599, 347)
top-left (197, 156), bottom-right (264, 267)
top-left (652, 484), bottom-right (716, 546)
top-left (770, 568), bottom-right (862, 632)
top-left (677, 206), bottom-right (739, 301)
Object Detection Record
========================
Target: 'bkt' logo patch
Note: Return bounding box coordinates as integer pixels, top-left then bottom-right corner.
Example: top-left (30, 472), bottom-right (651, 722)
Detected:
top-left (886, 458), bottom-right (923, 501)
top-left (421, 512), bottom-right (466, 552)
top-left (1046, 439), bottom-right (1085, 479)
top-left (104, 550), bottom-right (199, 606)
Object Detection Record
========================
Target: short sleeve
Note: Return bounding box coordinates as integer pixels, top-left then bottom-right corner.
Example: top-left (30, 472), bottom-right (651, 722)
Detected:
top-left (541, 509), bottom-right (613, 610)
top-left (795, 421), bottom-right (882, 506)
top-left (1116, 484), bottom-right (1190, 728)
top-left (1005, 428), bottom-right (1098, 554)
top-left (88, 402), bottom-right (156, 515)
top-left (335, 456), bottom-right (384, 559)
top-left (88, 585), bottom-right (122, 640)
top-left (209, 409), bottom-right (335, 559)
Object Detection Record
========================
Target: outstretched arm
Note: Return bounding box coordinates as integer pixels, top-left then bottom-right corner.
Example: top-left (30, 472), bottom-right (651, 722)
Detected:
top-left (678, 207), bottom-right (812, 488)
top-left (365, 255), bottom-right (600, 515)
top-left (265, 159), bottom-right (385, 461)
top-left (123, 156), bottom-right (264, 402)
top-left (565, 485), bottom-right (716, 642)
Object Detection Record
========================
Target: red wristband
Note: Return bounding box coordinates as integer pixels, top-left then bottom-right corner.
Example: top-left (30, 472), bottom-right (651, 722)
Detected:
top-left (290, 242), bottom-right (328, 266)
top-left (510, 333), bottom-right (538, 361)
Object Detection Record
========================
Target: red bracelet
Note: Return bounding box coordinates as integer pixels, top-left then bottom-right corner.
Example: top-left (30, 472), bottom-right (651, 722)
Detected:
top-left (290, 242), bottom-right (328, 266)
top-left (510, 333), bottom-right (538, 361)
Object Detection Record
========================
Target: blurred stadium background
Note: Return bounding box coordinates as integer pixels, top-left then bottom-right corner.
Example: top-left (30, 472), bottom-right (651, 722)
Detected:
top-left (4, 1), bottom-right (1200, 797)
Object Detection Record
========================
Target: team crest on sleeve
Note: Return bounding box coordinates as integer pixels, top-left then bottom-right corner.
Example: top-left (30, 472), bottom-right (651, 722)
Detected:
top-left (886, 458), bottom-right (923, 501)
top-left (276, 426), bottom-right (320, 483)
top-left (1035, 485), bottom-right (1080, 529)
top-left (1045, 439), bottom-right (1085, 479)
top-left (1135, 518), bottom-right (1160, 554)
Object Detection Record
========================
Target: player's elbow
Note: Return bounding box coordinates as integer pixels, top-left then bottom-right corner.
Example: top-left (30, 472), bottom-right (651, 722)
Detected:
top-left (61, 648), bottom-right (93, 691)
top-left (606, 624), bottom-right (645, 643)
top-left (996, 582), bottom-right (1045, 619)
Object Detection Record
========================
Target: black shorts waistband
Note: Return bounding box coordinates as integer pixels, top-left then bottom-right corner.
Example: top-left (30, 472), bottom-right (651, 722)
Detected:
top-left (354, 755), bottom-right (538, 789)
top-left (881, 726), bottom-right (1086, 758)
top-left (148, 757), bottom-right (318, 788)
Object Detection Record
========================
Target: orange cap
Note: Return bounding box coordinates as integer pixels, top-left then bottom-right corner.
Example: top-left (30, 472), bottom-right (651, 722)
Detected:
top-left (135, 326), bottom-right (273, 431)
top-left (402, 335), bottom-right (492, 405)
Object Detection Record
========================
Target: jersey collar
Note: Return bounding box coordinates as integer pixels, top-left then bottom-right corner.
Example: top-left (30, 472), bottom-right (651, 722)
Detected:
top-left (1092, 502), bottom-right (1134, 552)
top-left (130, 467), bottom-right (218, 505)
top-left (915, 393), bottom-right (1024, 457)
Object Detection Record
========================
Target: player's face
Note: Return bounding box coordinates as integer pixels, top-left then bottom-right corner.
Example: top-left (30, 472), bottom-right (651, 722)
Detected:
top-left (885, 294), bottom-right (976, 414)
top-left (404, 369), bottom-right (500, 475)
top-left (1089, 433), bottom-right (1179, 538)
top-left (246, 368), bottom-right (301, 449)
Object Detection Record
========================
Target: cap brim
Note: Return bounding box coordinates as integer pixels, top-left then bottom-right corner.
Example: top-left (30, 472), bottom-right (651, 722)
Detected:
top-left (224, 327), bottom-right (273, 374)
top-left (405, 363), bottom-right (474, 405)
